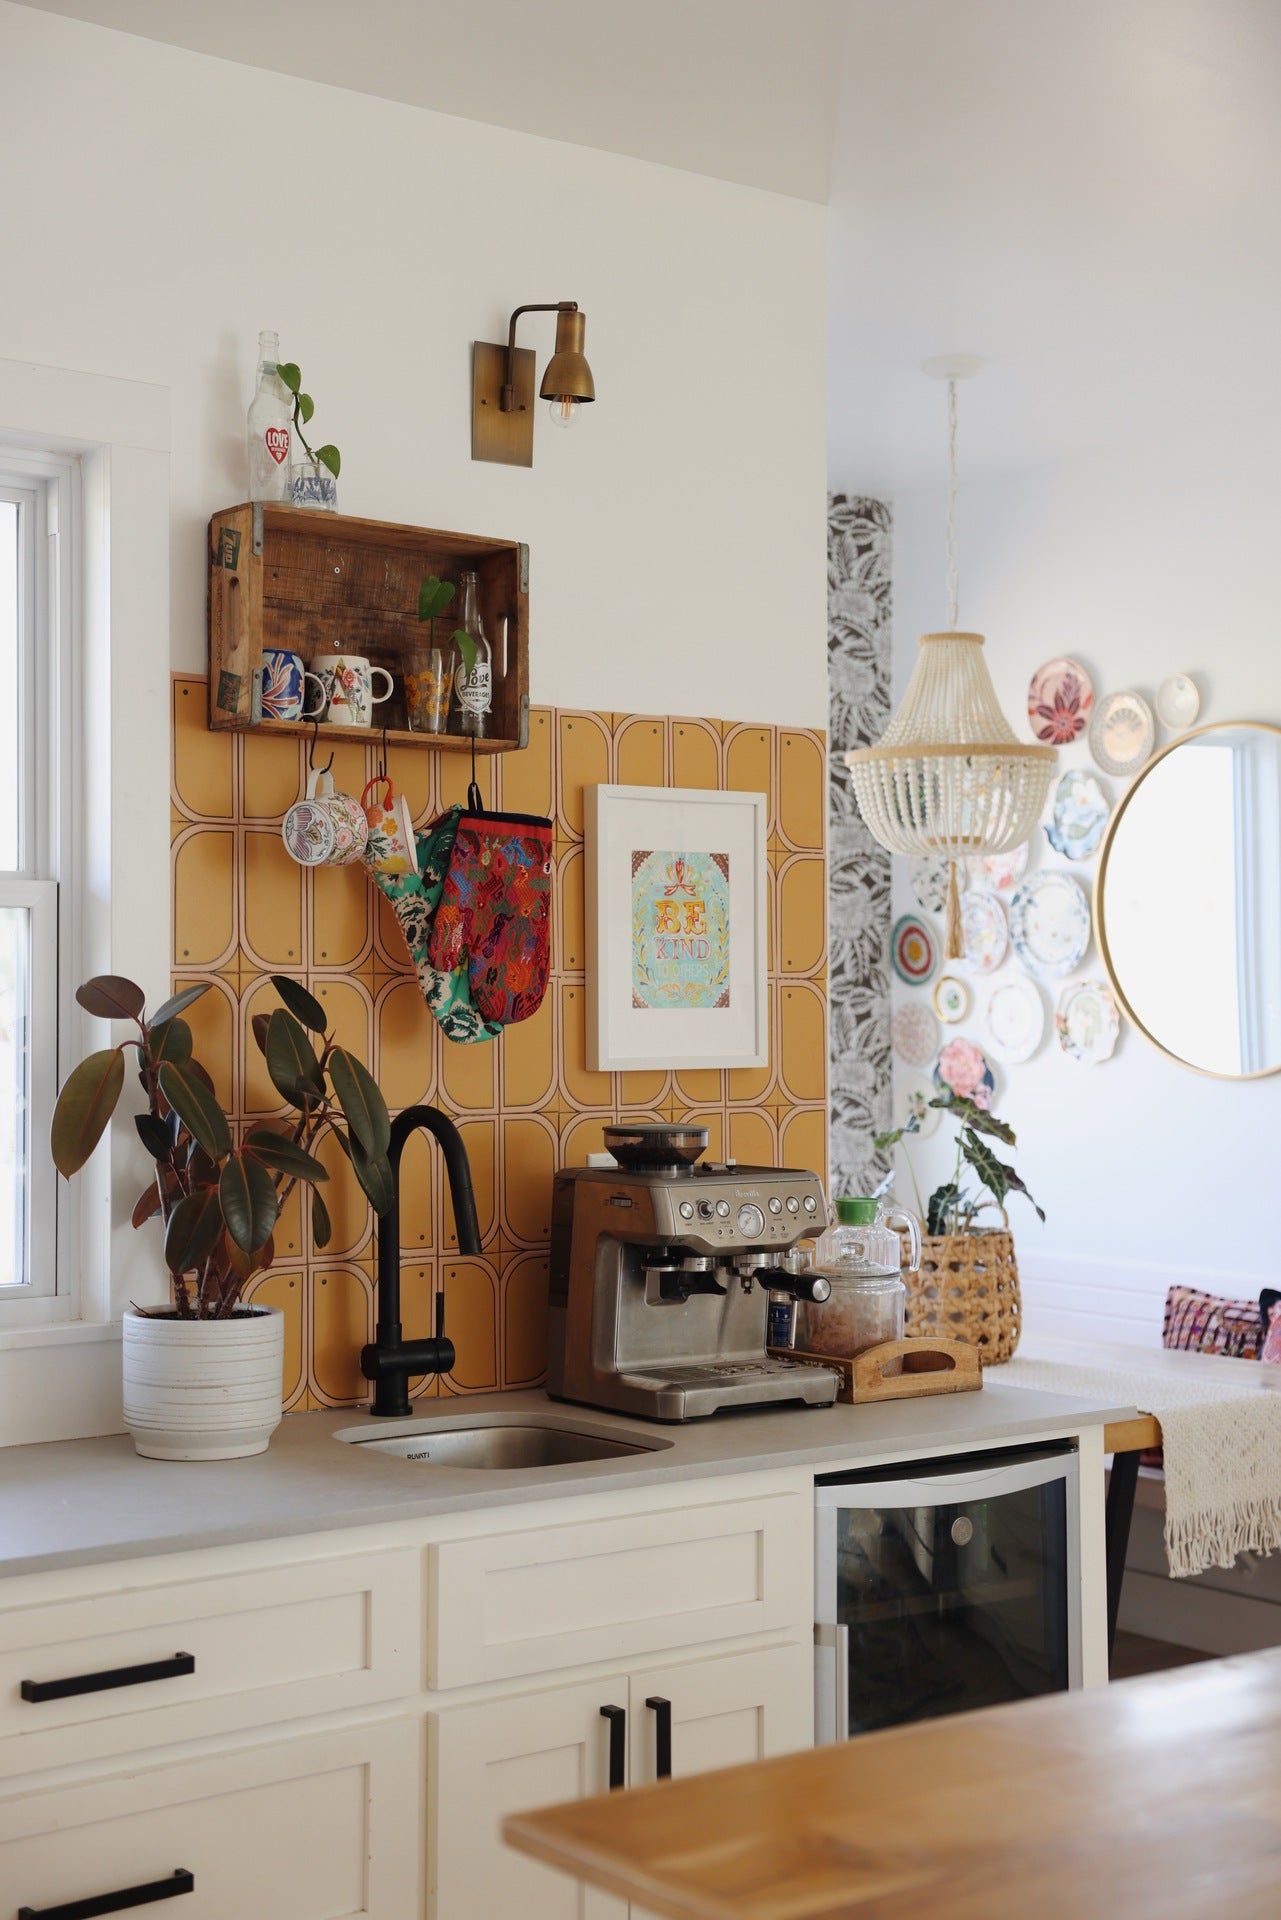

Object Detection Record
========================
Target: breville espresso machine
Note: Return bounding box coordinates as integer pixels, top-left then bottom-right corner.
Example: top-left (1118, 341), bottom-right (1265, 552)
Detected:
top-left (546, 1124), bottom-right (840, 1420)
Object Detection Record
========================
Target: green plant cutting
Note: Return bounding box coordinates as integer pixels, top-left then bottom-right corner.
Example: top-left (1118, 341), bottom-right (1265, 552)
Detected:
top-left (276, 360), bottom-right (341, 478)
top-left (875, 1091), bottom-right (1045, 1236)
top-left (51, 973), bottom-right (393, 1317)
top-left (417, 573), bottom-right (477, 677)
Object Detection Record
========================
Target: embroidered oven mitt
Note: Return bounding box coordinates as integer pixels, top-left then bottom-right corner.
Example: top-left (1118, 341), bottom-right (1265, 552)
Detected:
top-left (426, 809), bottom-right (554, 1026)
top-left (370, 806), bottom-right (503, 1046)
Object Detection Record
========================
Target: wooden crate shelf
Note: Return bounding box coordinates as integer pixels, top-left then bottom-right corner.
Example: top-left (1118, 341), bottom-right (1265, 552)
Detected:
top-left (207, 503), bottom-right (529, 751)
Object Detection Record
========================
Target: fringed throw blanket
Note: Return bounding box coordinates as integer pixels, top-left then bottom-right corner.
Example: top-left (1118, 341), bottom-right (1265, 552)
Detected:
top-left (998, 1354), bottom-right (1281, 1578)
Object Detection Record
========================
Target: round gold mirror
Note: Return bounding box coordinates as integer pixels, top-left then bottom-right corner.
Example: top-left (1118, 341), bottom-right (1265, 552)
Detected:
top-left (1096, 721), bottom-right (1281, 1078)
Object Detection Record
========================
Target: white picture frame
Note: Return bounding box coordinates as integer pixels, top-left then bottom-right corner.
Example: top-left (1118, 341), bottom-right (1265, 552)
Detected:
top-left (585, 784), bottom-right (769, 1071)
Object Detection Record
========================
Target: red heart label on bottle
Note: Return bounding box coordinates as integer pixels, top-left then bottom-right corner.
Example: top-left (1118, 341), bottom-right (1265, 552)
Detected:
top-left (265, 427), bottom-right (290, 465)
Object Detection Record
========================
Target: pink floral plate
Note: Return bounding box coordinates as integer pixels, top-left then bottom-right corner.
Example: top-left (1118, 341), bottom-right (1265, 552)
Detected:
top-left (1028, 656), bottom-right (1094, 745)
top-left (933, 1035), bottom-right (997, 1110)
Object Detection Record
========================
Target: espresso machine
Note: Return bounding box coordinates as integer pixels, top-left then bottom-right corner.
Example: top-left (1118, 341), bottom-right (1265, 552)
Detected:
top-left (546, 1124), bottom-right (840, 1421)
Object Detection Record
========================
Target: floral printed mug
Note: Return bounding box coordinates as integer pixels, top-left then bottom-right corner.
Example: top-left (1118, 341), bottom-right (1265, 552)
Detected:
top-left (361, 775), bottom-right (419, 878)
top-left (281, 770), bottom-right (369, 868)
top-left (310, 653), bottom-right (395, 729)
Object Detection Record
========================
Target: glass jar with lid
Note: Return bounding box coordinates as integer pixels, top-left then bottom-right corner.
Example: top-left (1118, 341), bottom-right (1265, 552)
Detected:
top-left (797, 1197), bottom-right (921, 1358)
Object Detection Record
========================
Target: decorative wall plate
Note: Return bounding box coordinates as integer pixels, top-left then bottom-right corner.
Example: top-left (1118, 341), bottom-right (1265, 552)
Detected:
top-left (892, 1001), bottom-right (940, 1068)
top-left (933, 974), bottom-right (970, 1024)
top-left (891, 914), bottom-right (938, 985)
top-left (896, 1074), bottom-right (941, 1137)
top-left (909, 853), bottom-right (951, 915)
top-left (1156, 673), bottom-right (1201, 731)
top-left (983, 975), bottom-right (1046, 1064)
top-left (966, 844), bottom-right (1028, 895)
top-left (1055, 978), bottom-right (1120, 1063)
top-left (1009, 872), bottom-right (1091, 978)
top-left (1044, 769), bottom-right (1110, 861)
top-left (960, 890), bottom-right (1009, 974)
top-left (1028, 656), bottom-right (1094, 744)
top-left (1089, 689), bottom-right (1155, 777)
top-left (934, 1035), bottom-right (997, 1110)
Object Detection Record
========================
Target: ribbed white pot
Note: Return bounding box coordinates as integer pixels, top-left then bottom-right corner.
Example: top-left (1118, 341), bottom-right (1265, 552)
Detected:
top-left (122, 1306), bottom-right (285, 1461)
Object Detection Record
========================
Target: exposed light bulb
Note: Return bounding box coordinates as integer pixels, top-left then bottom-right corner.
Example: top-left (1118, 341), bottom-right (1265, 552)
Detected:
top-left (547, 395), bottom-right (580, 429)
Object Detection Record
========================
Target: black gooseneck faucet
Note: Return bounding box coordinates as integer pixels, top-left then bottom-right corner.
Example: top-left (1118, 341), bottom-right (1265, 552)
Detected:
top-left (361, 1104), bottom-right (482, 1418)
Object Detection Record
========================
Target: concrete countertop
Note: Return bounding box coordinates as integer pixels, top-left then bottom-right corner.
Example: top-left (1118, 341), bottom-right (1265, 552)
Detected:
top-left (0, 1383), bottom-right (1135, 1581)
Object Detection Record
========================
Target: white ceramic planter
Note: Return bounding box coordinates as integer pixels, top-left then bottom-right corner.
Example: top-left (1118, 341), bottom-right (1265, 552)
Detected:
top-left (122, 1305), bottom-right (285, 1461)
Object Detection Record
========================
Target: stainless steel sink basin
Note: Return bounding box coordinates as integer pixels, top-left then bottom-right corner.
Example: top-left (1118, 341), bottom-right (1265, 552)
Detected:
top-left (332, 1415), bottom-right (669, 1470)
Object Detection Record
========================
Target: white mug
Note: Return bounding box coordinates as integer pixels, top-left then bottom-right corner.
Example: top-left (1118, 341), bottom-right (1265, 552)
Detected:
top-left (310, 653), bottom-right (394, 729)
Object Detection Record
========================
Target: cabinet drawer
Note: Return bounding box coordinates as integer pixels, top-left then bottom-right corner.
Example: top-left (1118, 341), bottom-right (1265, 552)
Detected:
top-left (0, 1550), bottom-right (420, 1779)
top-left (429, 1489), bottom-right (810, 1687)
top-left (0, 1719), bottom-right (419, 1920)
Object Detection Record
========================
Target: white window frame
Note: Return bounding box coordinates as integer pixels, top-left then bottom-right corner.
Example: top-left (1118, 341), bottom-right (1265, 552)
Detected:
top-left (0, 458), bottom-right (77, 1322)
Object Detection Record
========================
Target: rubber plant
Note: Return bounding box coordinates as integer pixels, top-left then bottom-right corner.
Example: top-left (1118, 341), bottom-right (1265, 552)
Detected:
top-left (276, 360), bottom-right (340, 480)
top-left (875, 1092), bottom-right (1045, 1236)
top-left (50, 974), bottom-right (392, 1318)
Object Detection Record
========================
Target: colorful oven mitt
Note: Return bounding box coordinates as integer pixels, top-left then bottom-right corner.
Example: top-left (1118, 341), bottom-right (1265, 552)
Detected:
top-left (426, 809), bottom-right (553, 1026)
top-left (369, 807), bottom-right (503, 1046)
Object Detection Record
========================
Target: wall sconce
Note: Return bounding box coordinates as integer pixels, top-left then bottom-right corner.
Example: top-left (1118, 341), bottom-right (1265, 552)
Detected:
top-left (471, 302), bottom-right (595, 466)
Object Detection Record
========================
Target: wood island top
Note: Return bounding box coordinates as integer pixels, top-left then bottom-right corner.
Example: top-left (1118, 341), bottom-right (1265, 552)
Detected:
top-left (504, 1648), bottom-right (1281, 1919)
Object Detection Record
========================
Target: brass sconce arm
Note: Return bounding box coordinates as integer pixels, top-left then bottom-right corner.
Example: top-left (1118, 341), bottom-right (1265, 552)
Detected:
top-left (502, 302), bottom-right (579, 412)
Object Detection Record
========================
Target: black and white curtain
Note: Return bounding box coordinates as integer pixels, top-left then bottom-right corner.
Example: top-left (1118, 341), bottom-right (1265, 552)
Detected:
top-left (827, 495), bottom-right (893, 1197)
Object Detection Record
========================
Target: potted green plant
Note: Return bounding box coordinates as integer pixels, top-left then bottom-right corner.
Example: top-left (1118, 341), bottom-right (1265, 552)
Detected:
top-left (51, 973), bottom-right (393, 1459)
top-left (276, 359), bottom-right (341, 510)
top-left (875, 1091), bottom-right (1044, 1364)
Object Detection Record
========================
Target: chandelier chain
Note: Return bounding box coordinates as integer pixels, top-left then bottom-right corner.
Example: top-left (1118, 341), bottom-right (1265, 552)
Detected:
top-left (946, 377), bottom-right (960, 629)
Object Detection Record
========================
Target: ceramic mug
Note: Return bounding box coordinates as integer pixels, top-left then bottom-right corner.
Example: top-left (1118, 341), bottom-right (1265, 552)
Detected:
top-left (310, 653), bottom-right (395, 729)
top-left (281, 771), bottom-right (369, 867)
top-left (361, 775), bottom-right (419, 878)
top-left (261, 648), bottom-right (327, 723)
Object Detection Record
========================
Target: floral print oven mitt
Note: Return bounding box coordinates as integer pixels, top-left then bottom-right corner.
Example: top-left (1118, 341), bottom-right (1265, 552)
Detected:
top-left (426, 809), bottom-right (553, 1026)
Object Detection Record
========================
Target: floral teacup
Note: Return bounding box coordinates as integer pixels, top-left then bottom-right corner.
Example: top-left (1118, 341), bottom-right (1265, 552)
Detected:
top-left (361, 775), bottom-right (418, 877)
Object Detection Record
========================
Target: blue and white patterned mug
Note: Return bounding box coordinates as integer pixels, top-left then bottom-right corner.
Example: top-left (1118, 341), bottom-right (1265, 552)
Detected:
top-left (261, 648), bottom-right (327, 723)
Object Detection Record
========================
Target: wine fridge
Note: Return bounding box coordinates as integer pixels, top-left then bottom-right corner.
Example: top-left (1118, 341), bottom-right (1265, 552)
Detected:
top-left (814, 1443), bottom-right (1081, 1741)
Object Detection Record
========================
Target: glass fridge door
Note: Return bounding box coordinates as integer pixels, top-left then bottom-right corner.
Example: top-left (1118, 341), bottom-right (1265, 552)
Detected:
top-left (815, 1447), bottom-right (1080, 1740)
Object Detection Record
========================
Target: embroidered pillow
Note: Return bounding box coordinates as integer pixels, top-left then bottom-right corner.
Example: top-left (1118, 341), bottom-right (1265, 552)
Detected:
top-left (1260, 1291), bottom-right (1281, 1365)
top-left (1162, 1283), bottom-right (1262, 1361)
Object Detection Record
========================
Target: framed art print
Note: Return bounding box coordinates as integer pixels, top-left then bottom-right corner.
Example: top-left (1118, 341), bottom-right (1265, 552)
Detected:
top-left (585, 784), bottom-right (769, 1071)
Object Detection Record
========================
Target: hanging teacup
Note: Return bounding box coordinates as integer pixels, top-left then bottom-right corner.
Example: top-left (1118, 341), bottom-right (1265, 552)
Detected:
top-left (361, 774), bottom-right (419, 878)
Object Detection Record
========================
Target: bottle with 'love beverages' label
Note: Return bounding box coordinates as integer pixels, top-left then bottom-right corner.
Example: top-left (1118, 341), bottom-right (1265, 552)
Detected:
top-left (452, 569), bottom-right (493, 737)
top-left (247, 329), bottom-right (292, 503)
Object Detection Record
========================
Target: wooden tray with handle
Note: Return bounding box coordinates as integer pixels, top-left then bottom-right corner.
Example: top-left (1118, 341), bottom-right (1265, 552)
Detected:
top-left (769, 1336), bottom-right (981, 1405)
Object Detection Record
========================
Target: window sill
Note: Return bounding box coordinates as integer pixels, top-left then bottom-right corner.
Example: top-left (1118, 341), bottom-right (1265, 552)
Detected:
top-left (0, 1317), bottom-right (120, 1353)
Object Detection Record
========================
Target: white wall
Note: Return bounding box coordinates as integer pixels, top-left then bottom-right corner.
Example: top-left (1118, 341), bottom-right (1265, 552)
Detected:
top-left (889, 409), bottom-right (1281, 1345)
top-left (0, 1), bottom-right (828, 725)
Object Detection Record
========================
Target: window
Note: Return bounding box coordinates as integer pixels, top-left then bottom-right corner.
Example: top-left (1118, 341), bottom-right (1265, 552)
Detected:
top-left (0, 460), bottom-right (71, 1312)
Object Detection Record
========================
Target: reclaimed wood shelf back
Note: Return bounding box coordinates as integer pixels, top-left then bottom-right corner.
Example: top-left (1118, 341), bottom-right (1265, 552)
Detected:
top-left (207, 504), bottom-right (530, 752)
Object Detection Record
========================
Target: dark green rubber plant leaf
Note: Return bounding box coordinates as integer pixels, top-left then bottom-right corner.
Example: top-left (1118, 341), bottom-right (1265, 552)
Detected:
top-left (244, 1129), bottom-right (329, 1184)
top-left (269, 975), bottom-right (327, 1035)
top-left (266, 1009), bottom-right (325, 1107)
top-left (349, 1136), bottom-right (394, 1217)
top-left (163, 1187), bottom-right (223, 1276)
top-left (149, 1016), bottom-right (193, 1067)
top-left (312, 1186), bottom-right (332, 1251)
top-left (51, 1049), bottom-right (125, 1176)
top-left (134, 1112), bottom-right (172, 1162)
top-left (329, 1047), bottom-right (390, 1158)
top-left (75, 975), bottom-right (146, 1022)
top-left (219, 1151), bottom-right (280, 1253)
top-left (147, 983), bottom-right (211, 1028)
top-left (158, 1060), bottom-right (231, 1161)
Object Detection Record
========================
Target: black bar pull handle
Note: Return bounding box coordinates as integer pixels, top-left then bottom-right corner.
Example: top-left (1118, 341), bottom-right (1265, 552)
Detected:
top-left (645, 1695), bottom-right (672, 1779)
top-left (599, 1703), bottom-right (626, 1790)
top-left (21, 1654), bottom-right (195, 1704)
top-left (20, 1867), bottom-right (194, 1920)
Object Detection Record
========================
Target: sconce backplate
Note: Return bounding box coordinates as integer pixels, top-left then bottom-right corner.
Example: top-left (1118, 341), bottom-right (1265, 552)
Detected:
top-left (472, 342), bottom-right (536, 466)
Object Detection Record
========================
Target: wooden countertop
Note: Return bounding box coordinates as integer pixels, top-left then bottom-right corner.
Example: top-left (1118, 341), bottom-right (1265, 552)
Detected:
top-left (505, 1649), bottom-right (1281, 1919)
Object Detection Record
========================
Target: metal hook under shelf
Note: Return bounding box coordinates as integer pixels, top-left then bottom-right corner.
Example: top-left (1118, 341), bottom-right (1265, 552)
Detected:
top-left (308, 716), bottom-right (334, 776)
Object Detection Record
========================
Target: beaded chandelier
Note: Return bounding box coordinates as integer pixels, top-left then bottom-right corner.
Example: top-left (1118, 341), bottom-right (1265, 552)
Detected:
top-left (845, 364), bottom-right (1056, 958)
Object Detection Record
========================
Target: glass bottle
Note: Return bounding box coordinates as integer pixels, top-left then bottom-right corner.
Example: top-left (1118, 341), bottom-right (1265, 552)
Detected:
top-left (247, 330), bottom-right (292, 503)
top-left (452, 570), bottom-right (493, 737)
top-left (799, 1197), bottom-right (921, 1357)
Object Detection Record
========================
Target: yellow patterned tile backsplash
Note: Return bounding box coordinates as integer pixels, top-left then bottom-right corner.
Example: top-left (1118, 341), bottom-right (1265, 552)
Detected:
top-left (170, 676), bottom-right (829, 1409)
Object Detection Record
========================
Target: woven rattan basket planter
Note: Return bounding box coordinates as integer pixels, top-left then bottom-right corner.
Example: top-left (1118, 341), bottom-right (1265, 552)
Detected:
top-left (901, 1227), bottom-right (1021, 1366)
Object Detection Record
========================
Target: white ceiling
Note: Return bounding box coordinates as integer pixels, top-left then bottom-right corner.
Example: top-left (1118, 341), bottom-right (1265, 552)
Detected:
top-left (19, 0), bottom-right (1281, 492)
top-left (14, 0), bottom-right (848, 202)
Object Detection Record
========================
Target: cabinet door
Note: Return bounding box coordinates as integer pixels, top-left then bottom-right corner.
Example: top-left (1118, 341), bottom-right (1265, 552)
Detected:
top-left (430, 1677), bottom-right (629, 1920)
top-left (629, 1642), bottom-right (813, 1786)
